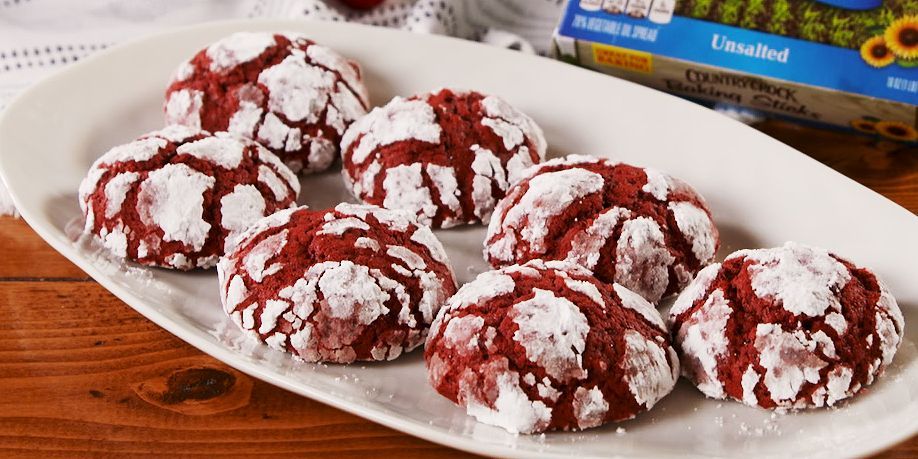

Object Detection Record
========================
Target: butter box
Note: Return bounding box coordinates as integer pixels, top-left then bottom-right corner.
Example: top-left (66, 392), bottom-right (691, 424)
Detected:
top-left (552, 0), bottom-right (918, 142)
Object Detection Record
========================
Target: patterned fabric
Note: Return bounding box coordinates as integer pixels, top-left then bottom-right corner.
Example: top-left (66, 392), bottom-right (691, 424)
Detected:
top-left (0, 0), bottom-right (566, 216)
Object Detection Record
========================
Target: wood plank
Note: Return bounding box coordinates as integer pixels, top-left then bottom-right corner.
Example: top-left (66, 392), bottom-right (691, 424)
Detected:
top-left (0, 218), bottom-right (88, 280)
top-left (0, 281), bottom-right (472, 457)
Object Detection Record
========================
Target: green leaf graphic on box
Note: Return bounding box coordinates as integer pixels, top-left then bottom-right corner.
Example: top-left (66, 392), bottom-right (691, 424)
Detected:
top-left (897, 59), bottom-right (918, 68)
top-left (867, 26), bottom-right (886, 36)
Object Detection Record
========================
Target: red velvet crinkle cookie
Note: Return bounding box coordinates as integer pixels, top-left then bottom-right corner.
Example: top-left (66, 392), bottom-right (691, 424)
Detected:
top-left (484, 155), bottom-right (719, 304)
top-left (78, 125), bottom-right (300, 270)
top-left (340, 88), bottom-right (546, 228)
top-left (217, 203), bottom-right (458, 363)
top-left (425, 259), bottom-right (679, 434)
top-left (669, 242), bottom-right (904, 410)
top-left (165, 31), bottom-right (370, 174)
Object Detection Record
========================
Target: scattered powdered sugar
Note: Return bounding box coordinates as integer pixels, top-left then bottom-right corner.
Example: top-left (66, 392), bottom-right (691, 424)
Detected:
top-left (176, 135), bottom-right (245, 169)
top-left (136, 163), bottom-right (214, 251)
top-left (746, 242), bottom-right (850, 317)
top-left (755, 323), bottom-right (828, 405)
top-left (220, 184), bottom-right (267, 251)
top-left (511, 288), bottom-right (590, 382)
top-left (669, 263), bottom-right (720, 318)
top-left (676, 289), bottom-right (732, 399)
top-left (572, 386), bottom-right (609, 429)
top-left (614, 216), bottom-right (675, 304)
top-left (343, 97), bottom-right (442, 165)
top-left (613, 283), bottom-right (666, 331)
top-left (382, 163), bottom-right (438, 226)
top-left (164, 89), bottom-right (204, 130)
top-left (621, 329), bottom-right (677, 408)
top-left (464, 369), bottom-right (552, 435)
top-left (669, 202), bottom-right (717, 264)
top-left (500, 168), bottom-right (604, 253)
top-left (206, 32), bottom-right (276, 71)
top-left (102, 172), bottom-right (139, 218)
top-left (641, 168), bottom-right (671, 200)
top-left (565, 206), bottom-right (631, 270)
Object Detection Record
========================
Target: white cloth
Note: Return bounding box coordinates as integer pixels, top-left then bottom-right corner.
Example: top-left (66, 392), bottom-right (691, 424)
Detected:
top-left (0, 0), bottom-right (566, 216)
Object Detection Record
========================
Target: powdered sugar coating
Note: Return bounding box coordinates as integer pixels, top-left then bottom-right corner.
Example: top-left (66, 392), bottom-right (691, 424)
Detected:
top-left (511, 289), bottom-right (590, 382)
top-left (675, 289), bottom-right (732, 399)
top-left (164, 89), bottom-right (203, 130)
top-left (621, 330), bottom-right (678, 408)
top-left (486, 155), bottom-right (718, 304)
top-left (669, 202), bottom-right (718, 265)
top-left (166, 32), bottom-right (369, 174)
top-left (669, 242), bottom-right (905, 410)
top-left (206, 31), bottom-right (276, 71)
top-left (425, 260), bottom-right (677, 434)
top-left (217, 204), bottom-right (457, 363)
top-left (78, 126), bottom-right (299, 270)
top-left (495, 168), bottom-right (604, 256)
top-left (342, 89), bottom-right (546, 228)
top-left (615, 217), bottom-right (675, 303)
top-left (342, 97), bottom-right (442, 165)
top-left (745, 242), bottom-right (851, 317)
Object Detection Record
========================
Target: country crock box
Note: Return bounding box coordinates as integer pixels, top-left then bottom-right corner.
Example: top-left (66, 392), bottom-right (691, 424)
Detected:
top-left (552, 0), bottom-right (918, 143)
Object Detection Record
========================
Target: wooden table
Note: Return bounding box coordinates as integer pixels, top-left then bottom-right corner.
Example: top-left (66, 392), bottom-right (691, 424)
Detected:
top-left (1, 119), bottom-right (916, 457)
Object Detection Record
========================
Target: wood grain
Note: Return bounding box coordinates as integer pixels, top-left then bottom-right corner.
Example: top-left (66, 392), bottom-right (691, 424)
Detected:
top-left (0, 121), bottom-right (915, 457)
top-left (0, 219), bottom-right (88, 280)
top-left (0, 279), bottom-right (469, 457)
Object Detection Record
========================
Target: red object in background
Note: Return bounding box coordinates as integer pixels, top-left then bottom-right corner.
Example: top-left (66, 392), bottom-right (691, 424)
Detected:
top-left (340, 0), bottom-right (385, 10)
